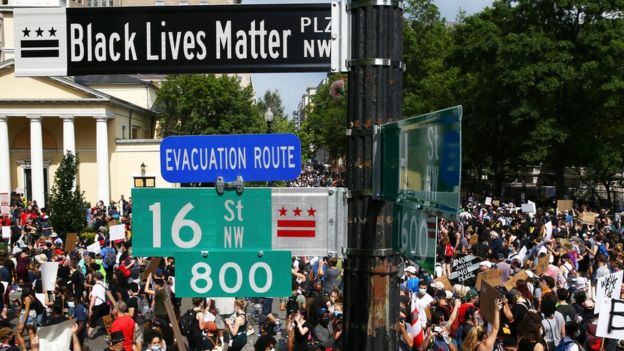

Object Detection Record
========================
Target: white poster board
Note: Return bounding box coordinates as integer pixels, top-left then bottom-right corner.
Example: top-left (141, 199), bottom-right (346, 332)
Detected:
top-left (38, 318), bottom-right (74, 351)
top-left (109, 224), bottom-right (126, 241)
top-left (521, 201), bottom-right (536, 214)
top-left (544, 222), bottom-right (553, 241)
top-left (517, 246), bottom-right (527, 263)
top-left (87, 242), bottom-right (101, 255)
top-left (35, 293), bottom-right (46, 307)
top-left (1, 226), bottom-right (10, 239)
top-left (595, 270), bottom-right (624, 314)
top-left (485, 197), bottom-right (492, 205)
top-left (597, 298), bottom-right (624, 340)
top-left (41, 262), bottom-right (59, 292)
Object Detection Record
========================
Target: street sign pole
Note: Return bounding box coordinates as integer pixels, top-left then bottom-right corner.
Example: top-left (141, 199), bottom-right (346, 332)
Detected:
top-left (343, 0), bottom-right (403, 349)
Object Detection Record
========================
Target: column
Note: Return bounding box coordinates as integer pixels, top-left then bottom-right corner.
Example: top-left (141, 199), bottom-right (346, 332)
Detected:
top-left (0, 115), bottom-right (10, 197)
top-left (62, 115), bottom-right (76, 156)
top-left (95, 116), bottom-right (110, 203)
top-left (29, 115), bottom-right (45, 208)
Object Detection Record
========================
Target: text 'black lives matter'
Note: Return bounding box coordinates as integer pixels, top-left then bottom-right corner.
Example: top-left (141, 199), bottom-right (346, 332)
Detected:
top-left (20, 26), bottom-right (59, 58)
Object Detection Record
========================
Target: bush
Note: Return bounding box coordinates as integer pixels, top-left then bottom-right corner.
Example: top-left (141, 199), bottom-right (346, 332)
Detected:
top-left (80, 232), bottom-right (96, 245)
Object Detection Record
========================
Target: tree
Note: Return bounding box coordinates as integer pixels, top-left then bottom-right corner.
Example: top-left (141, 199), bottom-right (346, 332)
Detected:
top-left (155, 74), bottom-right (264, 136)
top-left (47, 151), bottom-right (88, 236)
top-left (256, 89), bottom-right (296, 134)
top-left (402, 0), bottom-right (459, 117)
top-left (299, 75), bottom-right (348, 161)
top-left (447, 0), bottom-right (624, 199)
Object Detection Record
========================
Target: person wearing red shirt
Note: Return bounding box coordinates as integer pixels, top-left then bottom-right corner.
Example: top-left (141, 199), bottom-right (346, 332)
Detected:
top-left (111, 301), bottom-right (135, 351)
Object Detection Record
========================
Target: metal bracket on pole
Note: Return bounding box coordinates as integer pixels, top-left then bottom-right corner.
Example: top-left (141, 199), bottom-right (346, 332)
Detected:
top-left (346, 248), bottom-right (395, 256)
top-left (331, 0), bottom-right (351, 72)
top-left (348, 58), bottom-right (406, 71)
top-left (347, 0), bottom-right (404, 10)
top-left (372, 125), bottom-right (382, 200)
top-left (215, 176), bottom-right (244, 195)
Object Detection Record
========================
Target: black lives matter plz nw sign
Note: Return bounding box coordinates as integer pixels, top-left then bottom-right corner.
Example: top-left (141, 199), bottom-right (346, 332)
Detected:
top-left (14, 4), bottom-right (332, 76)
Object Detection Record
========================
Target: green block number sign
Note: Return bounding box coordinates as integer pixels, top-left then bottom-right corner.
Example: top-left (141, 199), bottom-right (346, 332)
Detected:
top-left (174, 250), bottom-right (292, 297)
top-left (132, 188), bottom-right (272, 257)
top-left (393, 204), bottom-right (437, 272)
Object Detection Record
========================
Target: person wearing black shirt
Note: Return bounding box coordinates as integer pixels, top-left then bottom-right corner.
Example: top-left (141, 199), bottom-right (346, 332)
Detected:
top-left (455, 306), bottom-right (477, 349)
top-left (556, 289), bottom-right (576, 323)
top-left (472, 236), bottom-right (490, 259)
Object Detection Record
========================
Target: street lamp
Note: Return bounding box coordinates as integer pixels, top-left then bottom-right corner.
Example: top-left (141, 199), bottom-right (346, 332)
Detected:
top-left (264, 107), bottom-right (274, 134)
top-left (140, 162), bottom-right (146, 176)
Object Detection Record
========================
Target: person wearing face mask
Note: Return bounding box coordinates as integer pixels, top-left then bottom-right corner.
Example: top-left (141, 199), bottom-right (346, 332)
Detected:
top-left (313, 309), bottom-right (340, 349)
top-left (412, 281), bottom-right (433, 329)
top-left (142, 332), bottom-right (166, 351)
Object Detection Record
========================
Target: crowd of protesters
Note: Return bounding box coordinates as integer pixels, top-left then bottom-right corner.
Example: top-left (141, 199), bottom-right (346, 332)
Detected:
top-left (4, 185), bottom-right (624, 351)
top-left (0, 193), bottom-right (346, 351)
top-left (396, 196), bottom-right (624, 351)
top-left (287, 164), bottom-right (345, 188)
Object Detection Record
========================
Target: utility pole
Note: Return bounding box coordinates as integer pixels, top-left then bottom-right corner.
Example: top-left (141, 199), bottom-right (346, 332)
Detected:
top-left (343, 0), bottom-right (404, 350)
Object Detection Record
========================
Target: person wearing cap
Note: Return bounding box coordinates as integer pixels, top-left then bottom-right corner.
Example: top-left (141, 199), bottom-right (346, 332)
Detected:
top-left (404, 266), bottom-right (418, 279)
top-left (312, 308), bottom-right (339, 349)
top-left (458, 289), bottom-right (479, 326)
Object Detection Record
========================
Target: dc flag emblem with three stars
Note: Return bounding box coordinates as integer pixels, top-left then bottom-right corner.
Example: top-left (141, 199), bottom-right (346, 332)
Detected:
top-left (14, 8), bottom-right (68, 76)
top-left (276, 205), bottom-right (317, 237)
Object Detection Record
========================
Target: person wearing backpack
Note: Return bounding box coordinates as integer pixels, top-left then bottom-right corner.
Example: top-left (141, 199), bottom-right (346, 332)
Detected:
top-left (283, 283), bottom-right (306, 317)
top-left (101, 240), bottom-right (117, 284)
top-left (87, 271), bottom-right (109, 339)
top-left (180, 298), bottom-right (208, 351)
top-left (556, 321), bottom-right (582, 351)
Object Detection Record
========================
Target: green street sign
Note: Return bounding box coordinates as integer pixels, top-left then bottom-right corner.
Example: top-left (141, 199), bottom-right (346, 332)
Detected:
top-left (381, 106), bottom-right (462, 218)
top-left (393, 203), bottom-right (437, 273)
top-left (174, 250), bottom-right (292, 297)
top-left (131, 188), bottom-right (271, 257)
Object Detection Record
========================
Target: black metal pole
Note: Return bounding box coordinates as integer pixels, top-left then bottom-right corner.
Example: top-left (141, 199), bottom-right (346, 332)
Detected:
top-left (343, 0), bottom-right (403, 350)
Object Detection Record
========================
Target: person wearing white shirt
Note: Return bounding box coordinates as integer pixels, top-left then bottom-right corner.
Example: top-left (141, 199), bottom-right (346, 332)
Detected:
top-left (411, 281), bottom-right (433, 329)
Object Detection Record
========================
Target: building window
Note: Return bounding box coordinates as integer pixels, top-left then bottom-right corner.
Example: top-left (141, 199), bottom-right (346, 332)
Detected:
top-left (134, 177), bottom-right (155, 188)
top-left (131, 126), bottom-right (139, 139)
top-left (180, 0), bottom-right (188, 5)
top-left (155, 0), bottom-right (164, 5)
top-left (122, 125), bottom-right (126, 139)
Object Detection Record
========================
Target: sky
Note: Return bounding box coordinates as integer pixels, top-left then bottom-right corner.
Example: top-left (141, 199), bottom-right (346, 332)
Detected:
top-left (244, 0), bottom-right (493, 116)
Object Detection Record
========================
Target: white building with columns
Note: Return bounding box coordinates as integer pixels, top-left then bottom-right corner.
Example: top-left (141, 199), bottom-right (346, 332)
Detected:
top-left (0, 59), bottom-right (172, 207)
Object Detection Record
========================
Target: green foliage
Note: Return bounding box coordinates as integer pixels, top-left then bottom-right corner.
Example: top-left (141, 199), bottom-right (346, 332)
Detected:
top-left (441, 0), bottom-right (624, 197)
top-left (47, 152), bottom-right (88, 237)
top-left (403, 0), bottom-right (460, 117)
top-left (256, 89), bottom-right (296, 134)
top-left (79, 231), bottom-right (96, 245)
top-left (156, 74), bottom-right (264, 135)
top-left (298, 75), bottom-right (347, 160)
